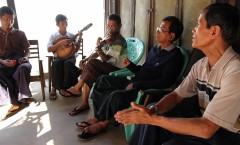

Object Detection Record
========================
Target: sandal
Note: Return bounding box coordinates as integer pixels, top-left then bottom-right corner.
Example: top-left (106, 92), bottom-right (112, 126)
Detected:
top-left (49, 92), bottom-right (57, 100)
top-left (59, 90), bottom-right (72, 97)
top-left (69, 106), bottom-right (90, 116)
top-left (76, 121), bottom-right (92, 129)
top-left (78, 123), bottom-right (107, 140)
top-left (67, 87), bottom-right (82, 96)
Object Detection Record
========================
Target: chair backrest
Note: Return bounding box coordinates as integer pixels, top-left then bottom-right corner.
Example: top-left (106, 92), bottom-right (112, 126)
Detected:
top-left (28, 40), bottom-right (40, 76)
top-left (126, 37), bottom-right (145, 64)
top-left (29, 40), bottom-right (40, 60)
top-left (182, 48), bottom-right (205, 78)
top-left (29, 40), bottom-right (46, 100)
top-left (76, 38), bottom-right (85, 59)
top-left (176, 46), bottom-right (189, 83)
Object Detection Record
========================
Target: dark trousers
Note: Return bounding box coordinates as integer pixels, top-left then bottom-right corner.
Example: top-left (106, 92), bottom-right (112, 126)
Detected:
top-left (52, 57), bottom-right (81, 90)
top-left (0, 74), bottom-right (18, 105)
top-left (0, 62), bottom-right (32, 105)
top-left (91, 75), bottom-right (138, 126)
top-left (129, 103), bottom-right (240, 145)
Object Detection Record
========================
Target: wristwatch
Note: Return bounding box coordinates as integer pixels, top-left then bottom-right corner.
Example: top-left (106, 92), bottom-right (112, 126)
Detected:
top-left (149, 105), bottom-right (159, 115)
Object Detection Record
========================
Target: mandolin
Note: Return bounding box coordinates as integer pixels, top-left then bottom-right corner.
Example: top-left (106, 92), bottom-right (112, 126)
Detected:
top-left (54, 23), bottom-right (93, 59)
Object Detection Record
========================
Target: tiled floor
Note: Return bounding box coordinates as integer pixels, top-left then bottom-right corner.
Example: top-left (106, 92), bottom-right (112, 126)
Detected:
top-left (0, 81), bottom-right (128, 145)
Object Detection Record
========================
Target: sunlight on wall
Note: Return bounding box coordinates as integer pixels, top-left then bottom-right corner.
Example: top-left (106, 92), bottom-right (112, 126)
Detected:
top-left (14, 0), bottom-right (104, 58)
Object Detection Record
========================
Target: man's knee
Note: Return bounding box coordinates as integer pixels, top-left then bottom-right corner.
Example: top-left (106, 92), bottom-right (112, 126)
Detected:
top-left (17, 63), bottom-right (31, 73)
top-left (96, 75), bottom-right (114, 88)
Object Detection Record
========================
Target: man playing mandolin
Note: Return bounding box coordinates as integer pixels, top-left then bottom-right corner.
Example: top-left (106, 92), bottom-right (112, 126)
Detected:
top-left (67, 14), bottom-right (127, 116)
top-left (47, 14), bottom-right (82, 100)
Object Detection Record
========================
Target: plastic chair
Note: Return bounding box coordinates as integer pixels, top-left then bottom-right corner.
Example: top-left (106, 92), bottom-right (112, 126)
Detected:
top-left (124, 46), bottom-right (189, 141)
top-left (109, 37), bottom-right (145, 76)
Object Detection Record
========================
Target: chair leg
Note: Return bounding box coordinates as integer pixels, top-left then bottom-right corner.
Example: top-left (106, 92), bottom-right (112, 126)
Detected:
top-left (143, 94), bottom-right (151, 107)
top-left (39, 60), bottom-right (46, 101)
top-left (41, 79), bottom-right (45, 101)
top-left (48, 57), bottom-right (53, 93)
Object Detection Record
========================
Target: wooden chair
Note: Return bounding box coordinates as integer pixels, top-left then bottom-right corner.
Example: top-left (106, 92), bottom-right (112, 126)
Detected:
top-left (47, 39), bottom-right (84, 93)
top-left (29, 40), bottom-right (46, 101)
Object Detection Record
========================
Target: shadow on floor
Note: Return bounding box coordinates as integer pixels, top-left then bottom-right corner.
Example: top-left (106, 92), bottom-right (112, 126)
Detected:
top-left (0, 81), bottom-right (128, 145)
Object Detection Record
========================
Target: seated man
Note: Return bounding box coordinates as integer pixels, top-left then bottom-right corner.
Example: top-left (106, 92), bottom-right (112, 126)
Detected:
top-left (0, 6), bottom-right (32, 113)
top-left (77, 16), bottom-right (184, 140)
top-left (67, 14), bottom-right (127, 115)
top-left (47, 14), bottom-right (82, 100)
top-left (115, 3), bottom-right (240, 145)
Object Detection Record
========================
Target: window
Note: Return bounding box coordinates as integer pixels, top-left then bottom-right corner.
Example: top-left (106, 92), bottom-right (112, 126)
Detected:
top-left (14, 0), bottom-right (104, 58)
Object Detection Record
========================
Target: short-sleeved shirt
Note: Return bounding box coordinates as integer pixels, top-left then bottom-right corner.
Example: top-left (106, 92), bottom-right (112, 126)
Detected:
top-left (0, 28), bottom-right (30, 58)
top-left (175, 47), bottom-right (240, 133)
top-left (47, 31), bottom-right (76, 57)
top-left (101, 34), bottom-right (127, 68)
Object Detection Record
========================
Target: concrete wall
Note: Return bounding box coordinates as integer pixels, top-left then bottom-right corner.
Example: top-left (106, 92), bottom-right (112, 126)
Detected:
top-left (181, 0), bottom-right (212, 53)
top-left (120, 0), bottom-right (213, 54)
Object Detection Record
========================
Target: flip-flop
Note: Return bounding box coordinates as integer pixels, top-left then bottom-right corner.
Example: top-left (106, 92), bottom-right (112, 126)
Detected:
top-left (6, 106), bottom-right (20, 117)
top-left (76, 121), bottom-right (92, 129)
top-left (67, 87), bottom-right (82, 96)
top-left (49, 92), bottom-right (57, 100)
top-left (77, 125), bottom-right (107, 140)
top-left (69, 106), bottom-right (90, 116)
top-left (59, 90), bottom-right (73, 97)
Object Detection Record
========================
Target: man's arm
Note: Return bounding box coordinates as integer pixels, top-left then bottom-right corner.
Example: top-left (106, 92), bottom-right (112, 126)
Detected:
top-left (115, 92), bottom-right (220, 139)
top-left (97, 49), bottom-right (111, 61)
top-left (47, 39), bottom-right (69, 53)
top-left (151, 115), bottom-right (220, 139)
top-left (75, 33), bottom-right (83, 53)
top-left (23, 47), bottom-right (30, 58)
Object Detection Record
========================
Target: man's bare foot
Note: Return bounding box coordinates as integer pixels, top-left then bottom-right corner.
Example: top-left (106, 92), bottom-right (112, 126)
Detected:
top-left (8, 105), bottom-right (20, 112)
top-left (67, 87), bottom-right (82, 95)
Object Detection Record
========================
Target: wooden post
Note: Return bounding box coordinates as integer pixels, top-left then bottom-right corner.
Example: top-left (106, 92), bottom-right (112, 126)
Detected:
top-left (7, 0), bottom-right (19, 29)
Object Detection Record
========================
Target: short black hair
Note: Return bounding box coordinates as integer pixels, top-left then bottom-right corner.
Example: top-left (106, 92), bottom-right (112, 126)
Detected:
top-left (55, 14), bottom-right (67, 25)
top-left (162, 16), bottom-right (184, 42)
top-left (0, 6), bottom-right (15, 16)
top-left (107, 14), bottom-right (121, 24)
top-left (203, 3), bottom-right (239, 45)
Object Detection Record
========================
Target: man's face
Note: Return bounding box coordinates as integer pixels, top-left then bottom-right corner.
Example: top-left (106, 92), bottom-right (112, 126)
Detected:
top-left (192, 13), bottom-right (212, 49)
top-left (0, 13), bottom-right (15, 29)
top-left (57, 20), bottom-right (68, 31)
top-left (155, 21), bottom-right (172, 43)
top-left (106, 19), bottom-right (121, 36)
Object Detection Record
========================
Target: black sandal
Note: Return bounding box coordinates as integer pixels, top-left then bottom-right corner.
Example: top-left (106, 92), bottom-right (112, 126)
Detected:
top-left (49, 92), bottom-right (57, 100)
top-left (76, 121), bottom-right (92, 129)
top-left (77, 124), bottom-right (107, 140)
top-left (69, 106), bottom-right (90, 116)
top-left (59, 90), bottom-right (72, 97)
